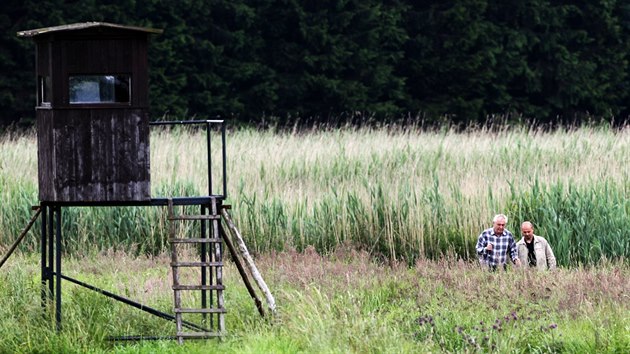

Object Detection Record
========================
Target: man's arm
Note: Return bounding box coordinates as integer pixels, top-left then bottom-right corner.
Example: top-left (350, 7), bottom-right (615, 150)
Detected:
top-left (475, 233), bottom-right (487, 255)
top-left (509, 236), bottom-right (521, 266)
top-left (545, 239), bottom-right (557, 270)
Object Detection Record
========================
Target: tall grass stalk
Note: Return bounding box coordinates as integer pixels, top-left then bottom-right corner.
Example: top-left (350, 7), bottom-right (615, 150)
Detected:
top-left (1, 125), bottom-right (628, 265)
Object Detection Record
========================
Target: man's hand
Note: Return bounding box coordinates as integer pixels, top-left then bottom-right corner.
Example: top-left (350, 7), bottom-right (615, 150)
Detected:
top-left (514, 258), bottom-right (522, 267)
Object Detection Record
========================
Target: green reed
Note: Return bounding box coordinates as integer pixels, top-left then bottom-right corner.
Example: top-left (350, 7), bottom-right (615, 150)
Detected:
top-left (506, 178), bottom-right (630, 265)
top-left (1, 125), bottom-right (628, 265)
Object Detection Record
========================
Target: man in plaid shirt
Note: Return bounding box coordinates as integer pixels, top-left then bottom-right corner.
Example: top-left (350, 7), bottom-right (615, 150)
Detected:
top-left (476, 214), bottom-right (521, 271)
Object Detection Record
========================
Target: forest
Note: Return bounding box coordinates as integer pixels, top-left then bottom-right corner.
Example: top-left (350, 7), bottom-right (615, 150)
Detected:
top-left (1, 0), bottom-right (630, 128)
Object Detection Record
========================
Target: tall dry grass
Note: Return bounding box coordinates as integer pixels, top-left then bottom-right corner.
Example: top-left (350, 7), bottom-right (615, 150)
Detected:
top-left (1, 125), bottom-right (628, 265)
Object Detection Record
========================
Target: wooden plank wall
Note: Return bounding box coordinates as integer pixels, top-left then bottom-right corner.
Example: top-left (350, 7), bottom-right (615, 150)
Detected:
top-left (37, 109), bottom-right (150, 202)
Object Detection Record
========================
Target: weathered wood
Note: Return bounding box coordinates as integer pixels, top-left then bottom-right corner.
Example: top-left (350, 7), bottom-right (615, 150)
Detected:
top-left (169, 238), bottom-right (222, 244)
top-left (168, 198), bottom-right (227, 342)
top-left (168, 214), bottom-right (221, 221)
top-left (176, 332), bottom-right (222, 338)
top-left (175, 308), bottom-right (226, 314)
top-left (168, 199), bottom-right (184, 345)
top-left (24, 23), bottom-right (156, 203)
top-left (220, 223), bottom-right (265, 318)
top-left (172, 285), bottom-right (225, 291)
top-left (37, 110), bottom-right (54, 201)
top-left (171, 261), bottom-right (223, 267)
top-left (37, 110), bottom-right (150, 202)
top-left (211, 198), bottom-right (226, 332)
top-left (220, 208), bottom-right (276, 315)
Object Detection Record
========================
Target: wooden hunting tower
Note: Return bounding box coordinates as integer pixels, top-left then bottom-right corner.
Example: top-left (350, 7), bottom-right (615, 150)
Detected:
top-left (18, 22), bottom-right (163, 203)
top-left (12, 22), bottom-right (271, 343)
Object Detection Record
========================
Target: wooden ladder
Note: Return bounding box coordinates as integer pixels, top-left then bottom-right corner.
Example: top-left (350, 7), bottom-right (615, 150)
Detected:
top-left (168, 198), bottom-right (226, 343)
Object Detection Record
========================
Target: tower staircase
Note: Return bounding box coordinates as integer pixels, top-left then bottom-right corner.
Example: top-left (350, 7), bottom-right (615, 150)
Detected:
top-left (167, 197), bottom-right (225, 343)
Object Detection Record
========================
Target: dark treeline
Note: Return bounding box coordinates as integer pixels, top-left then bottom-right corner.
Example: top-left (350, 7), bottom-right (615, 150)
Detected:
top-left (2, 0), bottom-right (630, 129)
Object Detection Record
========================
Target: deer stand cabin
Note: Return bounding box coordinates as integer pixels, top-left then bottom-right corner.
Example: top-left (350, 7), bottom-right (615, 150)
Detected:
top-left (5, 22), bottom-right (275, 343)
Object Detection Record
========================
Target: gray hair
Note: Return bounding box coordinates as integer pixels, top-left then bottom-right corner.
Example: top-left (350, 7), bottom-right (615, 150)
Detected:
top-left (493, 214), bottom-right (508, 224)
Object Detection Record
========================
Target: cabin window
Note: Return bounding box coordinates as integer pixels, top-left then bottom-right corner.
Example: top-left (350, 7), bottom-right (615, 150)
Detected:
top-left (39, 76), bottom-right (51, 107)
top-left (69, 75), bottom-right (131, 104)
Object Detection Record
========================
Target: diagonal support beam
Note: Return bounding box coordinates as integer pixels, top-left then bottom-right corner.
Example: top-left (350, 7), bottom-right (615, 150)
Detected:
top-left (0, 207), bottom-right (42, 270)
top-left (220, 208), bottom-right (276, 315)
top-left (219, 223), bottom-right (265, 317)
top-left (59, 274), bottom-right (209, 332)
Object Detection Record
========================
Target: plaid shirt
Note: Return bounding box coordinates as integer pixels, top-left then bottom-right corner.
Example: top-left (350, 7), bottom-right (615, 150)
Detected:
top-left (476, 228), bottom-right (518, 266)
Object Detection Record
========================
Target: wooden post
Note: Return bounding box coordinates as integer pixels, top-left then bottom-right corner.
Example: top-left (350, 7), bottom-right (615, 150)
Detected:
top-left (220, 209), bottom-right (276, 315)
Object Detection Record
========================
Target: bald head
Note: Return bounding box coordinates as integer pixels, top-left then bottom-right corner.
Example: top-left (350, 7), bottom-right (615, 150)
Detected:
top-left (521, 221), bottom-right (534, 241)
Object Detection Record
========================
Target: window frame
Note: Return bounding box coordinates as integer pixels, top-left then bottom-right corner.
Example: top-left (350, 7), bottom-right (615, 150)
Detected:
top-left (68, 73), bottom-right (132, 106)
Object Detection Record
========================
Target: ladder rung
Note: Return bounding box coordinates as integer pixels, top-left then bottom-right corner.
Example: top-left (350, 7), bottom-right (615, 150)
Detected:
top-left (175, 307), bottom-right (227, 314)
top-left (173, 284), bottom-right (225, 291)
top-left (171, 261), bottom-right (223, 267)
top-left (170, 238), bottom-right (222, 243)
top-left (168, 214), bottom-right (221, 221)
top-left (177, 332), bottom-right (223, 338)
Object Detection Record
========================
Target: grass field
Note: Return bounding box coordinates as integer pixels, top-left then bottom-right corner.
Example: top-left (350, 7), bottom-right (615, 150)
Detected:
top-left (0, 125), bottom-right (628, 352)
top-left (1, 125), bottom-right (628, 264)
top-left (0, 249), bottom-right (628, 353)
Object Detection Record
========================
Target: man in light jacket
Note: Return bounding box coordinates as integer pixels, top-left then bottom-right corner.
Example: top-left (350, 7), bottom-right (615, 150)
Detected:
top-left (516, 221), bottom-right (556, 270)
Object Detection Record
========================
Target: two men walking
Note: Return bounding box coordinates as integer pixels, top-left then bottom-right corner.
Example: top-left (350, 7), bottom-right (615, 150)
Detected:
top-left (476, 214), bottom-right (556, 271)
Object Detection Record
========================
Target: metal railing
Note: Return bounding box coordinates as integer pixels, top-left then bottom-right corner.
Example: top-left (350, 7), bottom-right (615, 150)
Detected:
top-left (150, 119), bottom-right (227, 198)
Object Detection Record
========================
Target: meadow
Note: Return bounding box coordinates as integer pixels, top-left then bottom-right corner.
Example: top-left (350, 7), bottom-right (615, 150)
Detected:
top-left (1, 125), bottom-right (628, 264)
top-left (0, 125), bottom-right (628, 352)
top-left (0, 247), bottom-right (628, 353)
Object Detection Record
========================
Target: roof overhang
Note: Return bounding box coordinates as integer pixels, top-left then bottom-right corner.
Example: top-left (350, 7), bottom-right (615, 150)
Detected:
top-left (17, 22), bottom-right (163, 38)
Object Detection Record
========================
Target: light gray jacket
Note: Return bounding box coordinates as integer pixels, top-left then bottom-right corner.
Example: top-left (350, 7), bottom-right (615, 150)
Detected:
top-left (516, 235), bottom-right (557, 271)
